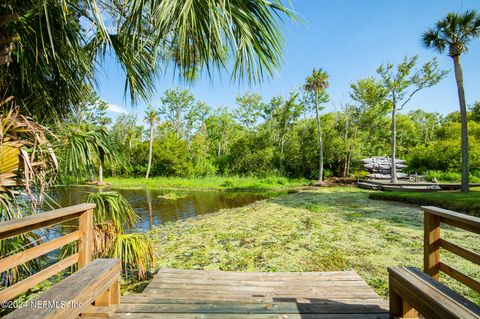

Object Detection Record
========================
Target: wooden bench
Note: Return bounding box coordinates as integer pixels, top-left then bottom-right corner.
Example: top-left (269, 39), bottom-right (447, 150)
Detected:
top-left (388, 206), bottom-right (480, 319)
top-left (0, 204), bottom-right (121, 318)
top-left (389, 267), bottom-right (480, 319)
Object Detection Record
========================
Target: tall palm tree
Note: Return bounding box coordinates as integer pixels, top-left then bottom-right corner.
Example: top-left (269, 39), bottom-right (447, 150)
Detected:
top-left (423, 11), bottom-right (480, 192)
top-left (304, 68), bottom-right (329, 182)
top-left (145, 106), bottom-right (158, 179)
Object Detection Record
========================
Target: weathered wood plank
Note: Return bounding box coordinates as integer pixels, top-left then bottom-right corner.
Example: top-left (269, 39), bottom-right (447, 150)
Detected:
top-left (156, 269), bottom-right (360, 277)
top-left (144, 284), bottom-right (375, 294)
top-left (4, 258), bottom-right (121, 319)
top-left (151, 276), bottom-right (363, 284)
top-left (0, 231), bottom-right (80, 273)
top-left (439, 262), bottom-right (480, 293)
top-left (116, 302), bottom-right (388, 314)
top-left (80, 305), bottom-right (117, 318)
top-left (424, 210), bottom-right (441, 279)
top-left (141, 289), bottom-right (381, 300)
top-left (422, 206), bottom-right (480, 234)
top-left (78, 208), bottom-right (94, 268)
top-left (120, 295), bottom-right (388, 307)
top-left (0, 253), bottom-right (79, 302)
top-left (85, 313), bottom-right (390, 319)
top-left (439, 238), bottom-right (480, 266)
top-left (147, 280), bottom-right (370, 289)
top-left (0, 203), bottom-right (96, 240)
top-left (388, 267), bottom-right (480, 319)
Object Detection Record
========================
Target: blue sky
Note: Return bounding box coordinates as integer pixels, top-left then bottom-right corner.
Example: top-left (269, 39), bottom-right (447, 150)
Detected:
top-left (97, 0), bottom-right (480, 120)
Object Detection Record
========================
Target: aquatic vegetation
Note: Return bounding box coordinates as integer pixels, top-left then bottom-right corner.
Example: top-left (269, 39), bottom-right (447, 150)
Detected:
top-left (369, 188), bottom-right (480, 216)
top-left (150, 188), bottom-right (480, 303)
top-left (158, 191), bottom-right (188, 200)
top-left (106, 176), bottom-right (310, 191)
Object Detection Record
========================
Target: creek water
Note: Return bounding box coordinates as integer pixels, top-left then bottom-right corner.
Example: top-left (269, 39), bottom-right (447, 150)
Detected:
top-left (49, 186), bottom-right (270, 232)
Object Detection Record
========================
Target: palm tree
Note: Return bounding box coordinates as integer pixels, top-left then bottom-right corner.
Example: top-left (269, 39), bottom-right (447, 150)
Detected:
top-left (94, 127), bottom-right (116, 185)
top-left (145, 106), bottom-right (159, 179)
top-left (304, 68), bottom-right (329, 182)
top-left (423, 11), bottom-right (480, 192)
top-left (59, 127), bottom-right (120, 184)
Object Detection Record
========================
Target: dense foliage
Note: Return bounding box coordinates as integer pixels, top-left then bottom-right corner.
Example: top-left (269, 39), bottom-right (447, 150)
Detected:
top-left (69, 86), bottom-right (480, 182)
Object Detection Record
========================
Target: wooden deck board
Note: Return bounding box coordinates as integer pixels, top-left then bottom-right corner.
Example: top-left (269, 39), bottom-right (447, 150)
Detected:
top-left (104, 269), bottom-right (388, 319)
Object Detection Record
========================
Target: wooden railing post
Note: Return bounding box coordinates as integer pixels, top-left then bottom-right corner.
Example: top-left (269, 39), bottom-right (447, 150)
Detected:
top-left (78, 208), bottom-right (94, 268)
top-left (424, 209), bottom-right (440, 279)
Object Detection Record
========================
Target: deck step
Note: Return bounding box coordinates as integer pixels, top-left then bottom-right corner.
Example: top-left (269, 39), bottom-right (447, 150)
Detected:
top-left (109, 269), bottom-right (388, 318)
top-left (87, 314), bottom-right (389, 319)
top-left (115, 301), bottom-right (387, 314)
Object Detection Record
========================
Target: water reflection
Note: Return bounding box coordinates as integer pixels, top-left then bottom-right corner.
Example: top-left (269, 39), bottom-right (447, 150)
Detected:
top-left (49, 186), bottom-right (269, 232)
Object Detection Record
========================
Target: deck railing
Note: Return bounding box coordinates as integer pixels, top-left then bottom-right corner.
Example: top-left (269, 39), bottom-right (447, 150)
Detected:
top-left (0, 203), bottom-right (95, 301)
top-left (422, 206), bottom-right (480, 292)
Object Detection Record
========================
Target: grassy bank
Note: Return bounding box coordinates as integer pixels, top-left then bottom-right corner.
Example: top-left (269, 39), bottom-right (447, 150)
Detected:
top-left (150, 187), bottom-right (479, 303)
top-left (105, 176), bottom-right (310, 191)
top-left (369, 187), bottom-right (480, 216)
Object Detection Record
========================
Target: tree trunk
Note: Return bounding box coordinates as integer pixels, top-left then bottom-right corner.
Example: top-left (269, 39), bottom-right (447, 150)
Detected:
top-left (343, 113), bottom-right (349, 178)
top-left (315, 91), bottom-right (324, 181)
top-left (146, 190), bottom-right (154, 230)
top-left (145, 122), bottom-right (154, 179)
top-left (452, 54), bottom-right (470, 192)
top-left (390, 106), bottom-right (398, 183)
top-left (98, 149), bottom-right (104, 184)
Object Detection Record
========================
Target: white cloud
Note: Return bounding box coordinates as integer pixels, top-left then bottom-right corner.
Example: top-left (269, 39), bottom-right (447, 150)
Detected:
top-left (107, 103), bottom-right (127, 114)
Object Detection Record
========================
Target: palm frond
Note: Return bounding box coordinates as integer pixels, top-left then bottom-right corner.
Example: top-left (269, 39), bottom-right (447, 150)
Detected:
top-left (85, 191), bottom-right (139, 233)
top-left (423, 10), bottom-right (480, 56)
top-left (108, 233), bottom-right (155, 280)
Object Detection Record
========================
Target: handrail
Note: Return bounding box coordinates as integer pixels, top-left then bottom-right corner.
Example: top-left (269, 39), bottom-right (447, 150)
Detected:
top-left (0, 203), bottom-right (96, 240)
top-left (0, 203), bottom-right (95, 301)
top-left (422, 206), bottom-right (480, 293)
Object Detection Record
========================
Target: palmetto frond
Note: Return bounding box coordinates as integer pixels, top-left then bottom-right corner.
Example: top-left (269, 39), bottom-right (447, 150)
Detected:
top-left (1, 0), bottom-right (295, 117)
top-left (422, 28), bottom-right (447, 53)
top-left (304, 68), bottom-right (329, 93)
top-left (0, 107), bottom-right (58, 209)
top-left (0, 106), bottom-right (55, 286)
top-left (109, 233), bottom-right (155, 280)
top-left (145, 105), bottom-right (159, 125)
top-left (422, 10), bottom-right (480, 56)
top-left (85, 192), bottom-right (139, 234)
top-left (83, 191), bottom-right (153, 280)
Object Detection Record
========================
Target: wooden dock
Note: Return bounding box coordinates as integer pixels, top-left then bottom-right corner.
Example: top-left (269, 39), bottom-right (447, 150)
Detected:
top-left (106, 268), bottom-right (389, 319)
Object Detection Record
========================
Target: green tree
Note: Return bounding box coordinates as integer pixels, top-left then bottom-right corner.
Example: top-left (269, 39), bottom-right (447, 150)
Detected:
top-left (266, 92), bottom-right (303, 157)
top-left (234, 93), bottom-right (264, 129)
top-left (376, 56), bottom-right (446, 183)
top-left (111, 114), bottom-right (142, 151)
top-left (423, 10), bottom-right (480, 192)
top-left (159, 88), bottom-right (196, 138)
top-left (471, 102), bottom-right (480, 122)
top-left (145, 106), bottom-right (159, 179)
top-left (205, 107), bottom-right (238, 174)
top-left (349, 78), bottom-right (391, 157)
top-left (408, 109), bottom-right (443, 144)
top-left (304, 68), bottom-right (330, 182)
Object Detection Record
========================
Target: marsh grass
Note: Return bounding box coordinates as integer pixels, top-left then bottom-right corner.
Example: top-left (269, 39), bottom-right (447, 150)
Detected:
top-left (369, 187), bottom-right (480, 216)
top-left (105, 176), bottom-right (310, 191)
top-left (157, 191), bottom-right (188, 200)
top-left (150, 187), bottom-right (480, 303)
